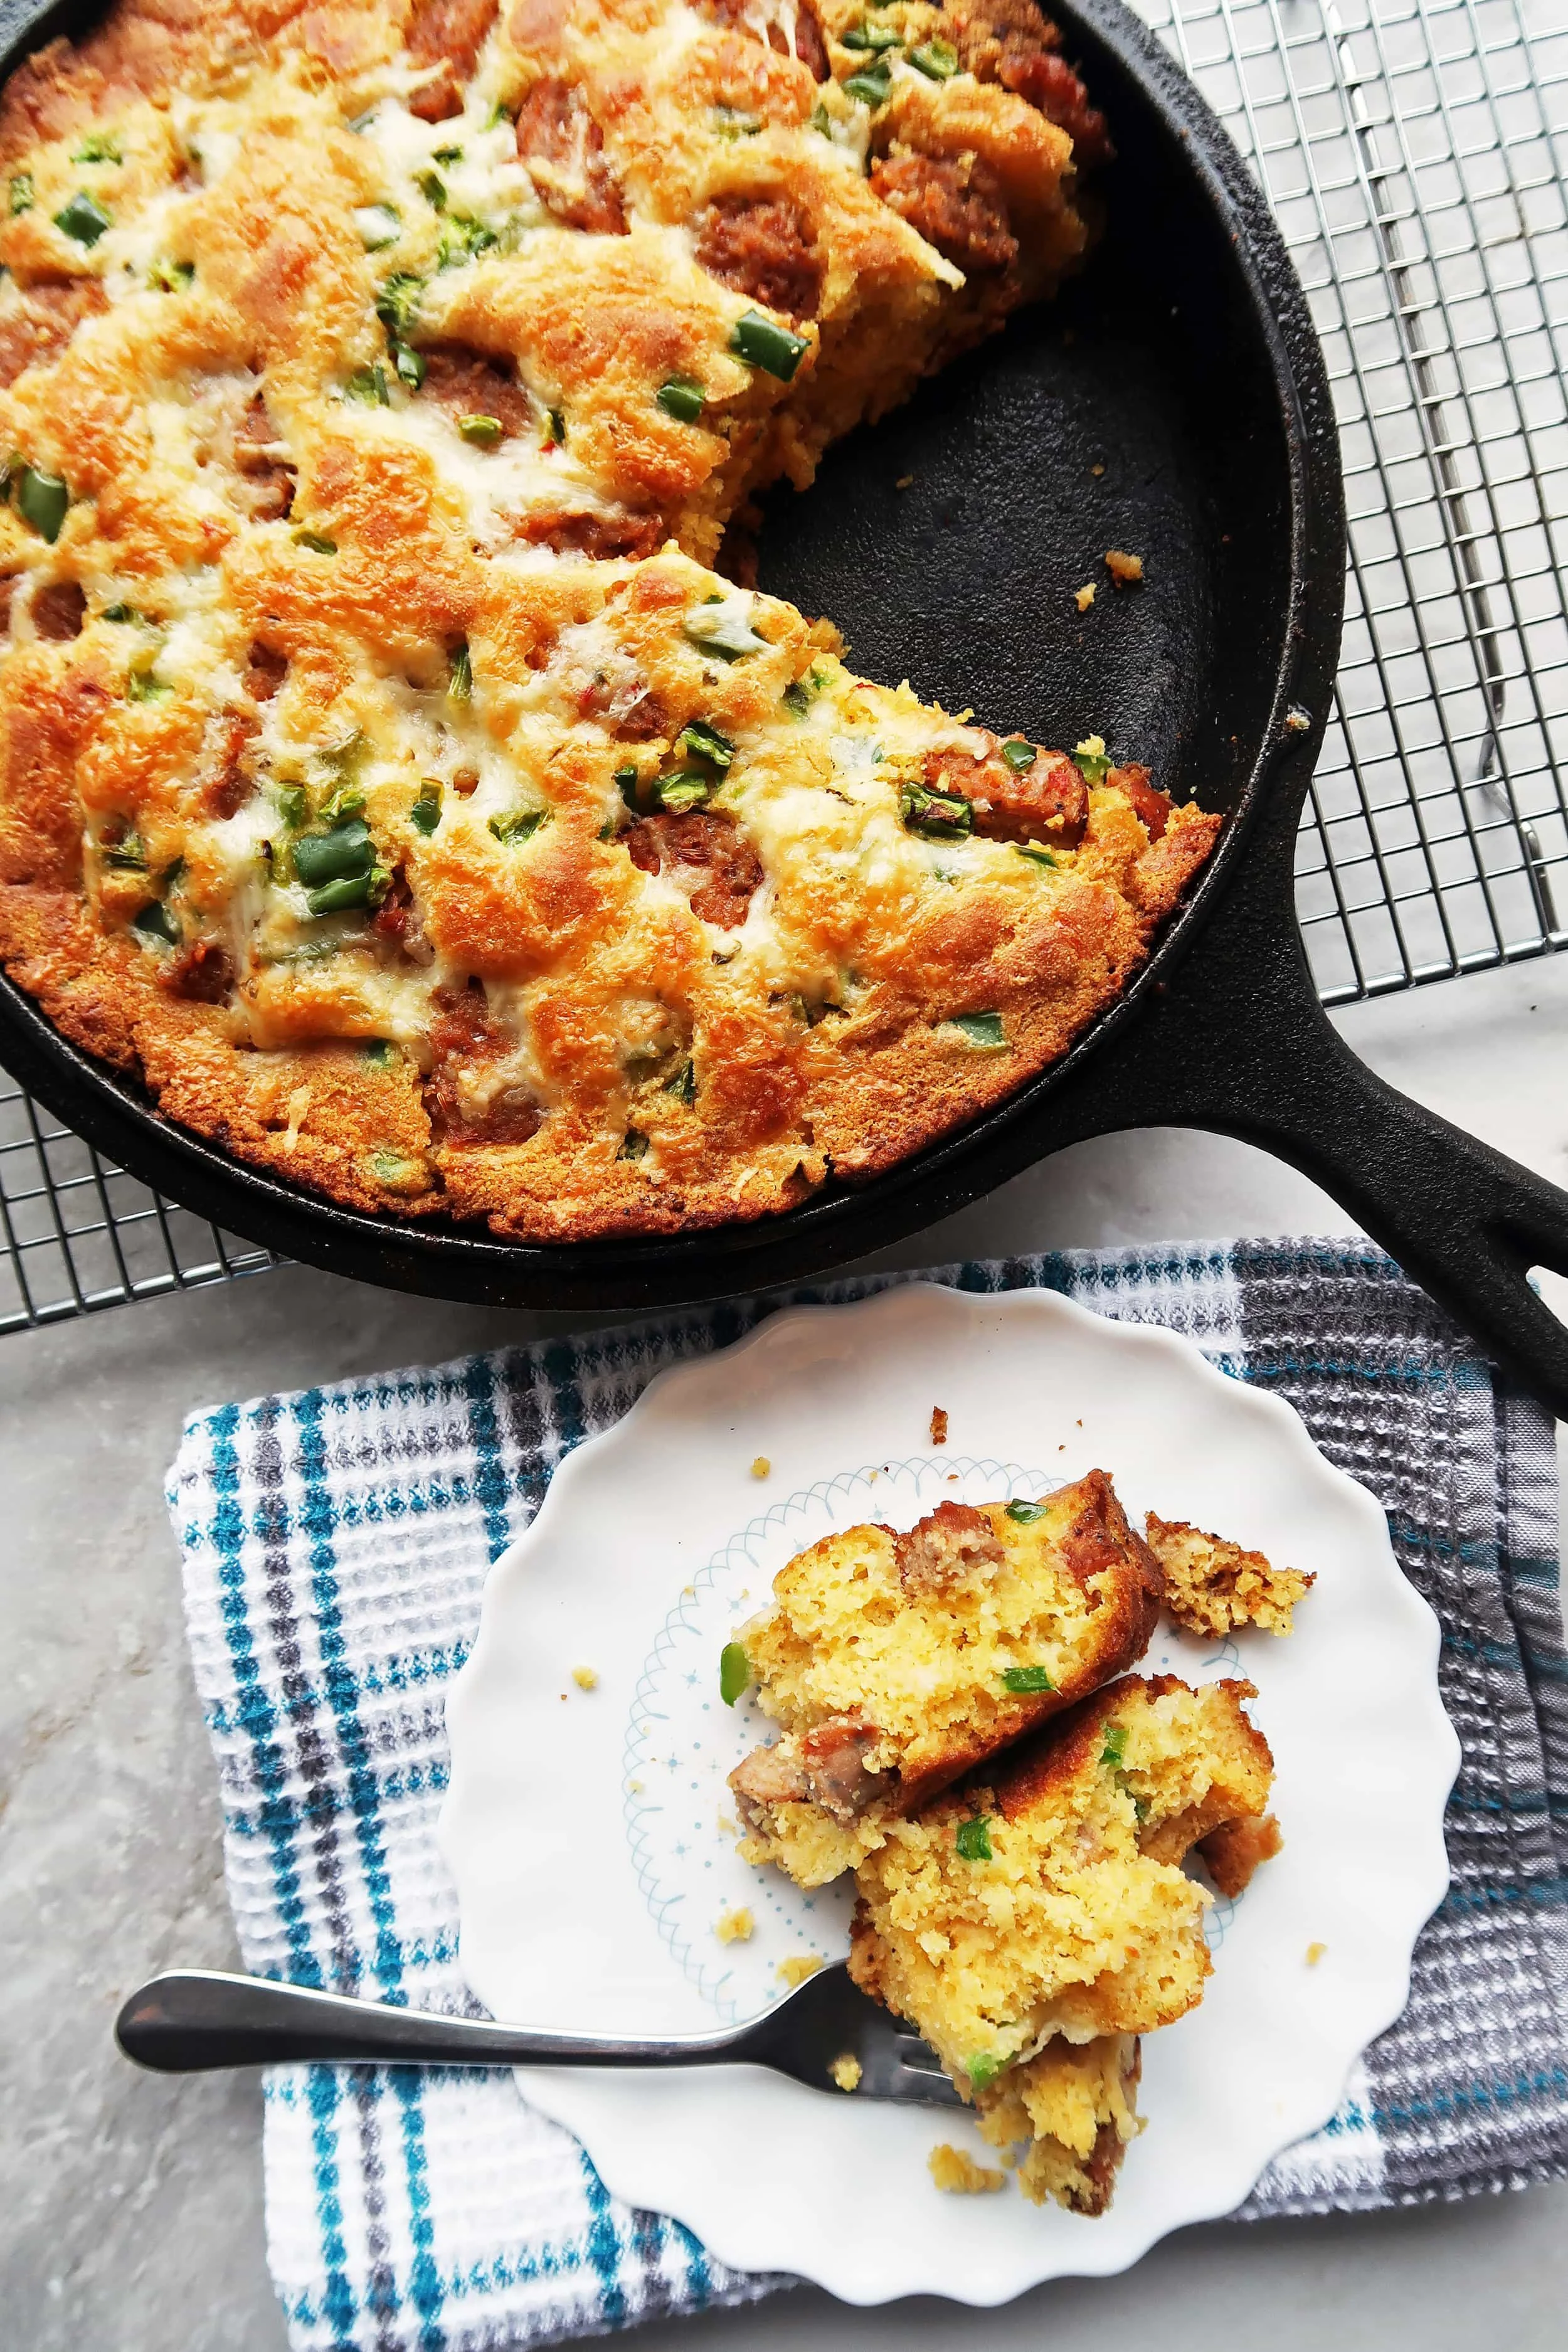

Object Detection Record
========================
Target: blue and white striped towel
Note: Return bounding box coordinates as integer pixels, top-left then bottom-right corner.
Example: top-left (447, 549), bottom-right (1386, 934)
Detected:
top-left (168, 1239), bottom-right (1568, 2352)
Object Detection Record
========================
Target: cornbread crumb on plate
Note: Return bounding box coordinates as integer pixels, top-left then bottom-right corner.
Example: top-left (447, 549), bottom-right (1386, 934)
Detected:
top-left (829, 2054), bottom-right (862, 2094)
top-left (714, 1907), bottom-right (754, 1945)
top-left (1306, 1941), bottom-right (1328, 1967)
top-left (929, 2145), bottom-right (1009, 2195)
top-left (1106, 549), bottom-right (1146, 584)
top-left (778, 1956), bottom-right (824, 1989)
top-left (751, 1458), bottom-right (771, 1480)
top-left (849, 1675), bottom-right (1278, 2213)
top-left (1076, 584), bottom-right (1097, 612)
top-left (930, 1407), bottom-right (950, 1446)
top-left (727, 1473), bottom-right (1163, 1887)
top-left (1145, 1515), bottom-right (1317, 1638)
top-left (571, 1666), bottom-right (600, 1691)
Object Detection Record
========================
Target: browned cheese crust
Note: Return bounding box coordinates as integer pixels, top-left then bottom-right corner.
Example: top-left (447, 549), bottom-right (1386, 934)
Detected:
top-left (0, 0), bottom-right (1221, 1239)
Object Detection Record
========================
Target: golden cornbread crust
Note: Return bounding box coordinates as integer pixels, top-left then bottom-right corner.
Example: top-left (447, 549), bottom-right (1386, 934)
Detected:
top-left (728, 1474), bottom-right (1163, 1885)
top-left (1145, 1513), bottom-right (1318, 1639)
top-left (0, 0), bottom-right (1221, 1240)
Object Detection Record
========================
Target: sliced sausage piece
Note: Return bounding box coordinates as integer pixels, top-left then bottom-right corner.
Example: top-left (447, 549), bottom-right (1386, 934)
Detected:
top-left (730, 1742), bottom-right (812, 1811)
top-left (577, 672), bottom-right (670, 738)
top-left (625, 810), bottom-right (763, 928)
top-left (406, 0), bottom-right (501, 122)
top-left (517, 506), bottom-right (664, 560)
top-left (31, 581), bottom-right (85, 642)
top-left (692, 193), bottom-right (822, 324)
top-left (798, 1719), bottom-right (889, 1821)
top-left (895, 1501), bottom-right (1005, 1592)
top-left (0, 278), bottom-right (107, 391)
top-left (205, 711), bottom-right (260, 818)
top-left (515, 77), bottom-right (628, 235)
top-left (246, 642), bottom-right (288, 702)
top-left (418, 342), bottom-right (535, 441)
top-left (234, 393), bottom-right (295, 522)
top-left (870, 152), bottom-right (1018, 276)
top-left (1108, 761), bottom-right (1172, 842)
top-left (924, 741), bottom-right (1088, 847)
top-left (694, 0), bottom-right (829, 76)
top-left (425, 979), bottom-right (543, 1147)
top-left (161, 939), bottom-right (235, 1003)
top-left (951, 0), bottom-right (1113, 167)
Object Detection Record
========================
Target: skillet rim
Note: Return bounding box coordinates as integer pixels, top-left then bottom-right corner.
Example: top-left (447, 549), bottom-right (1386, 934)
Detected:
top-left (0, 0), bottom-right (1346, 1306)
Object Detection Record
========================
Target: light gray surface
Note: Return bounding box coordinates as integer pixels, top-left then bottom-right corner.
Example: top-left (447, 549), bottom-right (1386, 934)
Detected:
top-left (3, 954), bottom-right (1567, 2352)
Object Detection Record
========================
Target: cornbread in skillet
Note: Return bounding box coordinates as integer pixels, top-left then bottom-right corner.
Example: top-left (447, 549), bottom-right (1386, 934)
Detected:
top-left (1145, 1514), bottom-right (1316, 1638)
top-left (0, 0), bottom-right (1221, 1239)
top-left (727, 1474), bottom-right (1163, 1885)
top-left (847, 1673), bottom-right (1278, 2210)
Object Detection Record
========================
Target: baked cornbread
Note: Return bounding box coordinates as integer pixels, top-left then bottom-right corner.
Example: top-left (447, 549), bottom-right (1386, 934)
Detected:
top-left (0, 0), bottom-right (1222, 1239)
top-left (848, 1673), bottom-right (1278, 2210)
top-left (1145, 1515), bottom-right (1316, 1640)
top-left (726, 1474), bottom-right (1163, 1885)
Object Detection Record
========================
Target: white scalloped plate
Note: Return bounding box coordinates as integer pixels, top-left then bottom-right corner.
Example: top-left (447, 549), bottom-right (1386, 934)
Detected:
top-left (440, 1283), bottom-right (1458, 2304)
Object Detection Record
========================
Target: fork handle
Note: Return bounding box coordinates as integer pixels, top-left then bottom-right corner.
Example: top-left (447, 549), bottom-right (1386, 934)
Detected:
top-left (115, 1969), bottom-right (731, 2074)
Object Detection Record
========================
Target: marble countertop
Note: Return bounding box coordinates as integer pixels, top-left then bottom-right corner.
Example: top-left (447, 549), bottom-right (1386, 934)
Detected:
top-left (4, 954), bottom-right (1566, 2352)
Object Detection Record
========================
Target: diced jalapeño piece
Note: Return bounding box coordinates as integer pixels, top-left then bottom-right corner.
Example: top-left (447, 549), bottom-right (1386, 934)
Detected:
top-left (656, 377), bottom-right (705, 424)
top-left (655, 773), bottom-right (711, 814)
top-left (16, 466), bottom-right (68, 543)
top-left (719, 1642), bottom-right (751, 1705)
top-left (132, 900), bottom-right (179, 946)
top-left (1101, 1724), bottom-right (1129, 1769)
top-left (54, 190), bottom-right (110, 245)
top-left (955, 1816), bottom-right (993, 1862)
top-left (900, 780), bottom-right (972, 840)
top-left (843, 60), bottom-right (893, 105)
top-left (676, 719), bottom-right (734, 773)
top-left (1005, 1499), bottom-right (1048, 1524)
top-left (1002, 1665), bottom-right (1054, 1693)
top-left (410, 781), bottom-right (442, 835)
top-left (946, 1011), bottom-right (1006, 1051)
top-left (488, 810), bottom-right (548, 844)
top-left (293, 817), bottom-right (373, 887)
top-left (910, 38), bottom-right (958, 78)
top-left (1074, 733), bottom-right (1113, 787)
top-left (729, 310), bottom-right (808, 382)
top-left (1000, 738), bottom-right (1037, 771)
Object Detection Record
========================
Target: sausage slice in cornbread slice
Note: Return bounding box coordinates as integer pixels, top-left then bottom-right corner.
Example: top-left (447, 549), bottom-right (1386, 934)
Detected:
top-left (847, 1672), bottom-right (1278, 2211)
top-left (728, 1470), bottom-right (1162, 1886)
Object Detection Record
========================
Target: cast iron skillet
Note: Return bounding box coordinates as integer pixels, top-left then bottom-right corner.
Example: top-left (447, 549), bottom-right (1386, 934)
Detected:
top-left (6, 0), bottom-right (1568, 1410)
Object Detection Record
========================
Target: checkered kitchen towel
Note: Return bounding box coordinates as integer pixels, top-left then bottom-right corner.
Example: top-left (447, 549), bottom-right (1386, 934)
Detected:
top-left (167, 1239), bottom-right (1568, 2351)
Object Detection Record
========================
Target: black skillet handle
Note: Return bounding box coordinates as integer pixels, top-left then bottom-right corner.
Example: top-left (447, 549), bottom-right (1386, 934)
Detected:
top-left (1037, 859), bottom-right (1568, 1421)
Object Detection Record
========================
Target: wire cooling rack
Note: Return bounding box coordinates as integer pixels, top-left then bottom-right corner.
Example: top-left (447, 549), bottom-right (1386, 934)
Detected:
top-left (3, 0), bottom-right (1565, 1333)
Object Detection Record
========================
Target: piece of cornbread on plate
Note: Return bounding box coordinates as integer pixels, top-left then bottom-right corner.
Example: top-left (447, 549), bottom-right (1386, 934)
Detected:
top-left (1145, 1515), bottom-right (1316, 1639)
top-left (726, 1472), bottom-right (1163, 1887)
top-left (973, 2032), bottom-right (1142, 2214)
top-left (847, 1673), bottom-right (1278, 2212)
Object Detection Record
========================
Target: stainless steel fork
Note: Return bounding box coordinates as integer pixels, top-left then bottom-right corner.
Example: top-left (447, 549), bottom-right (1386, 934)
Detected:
top-left (115, 1963), bottom-right (963, 2106)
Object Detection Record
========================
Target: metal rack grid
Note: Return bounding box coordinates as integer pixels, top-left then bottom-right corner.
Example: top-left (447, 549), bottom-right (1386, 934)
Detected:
top-left (3, 0), bottom-right (1565, 1334)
